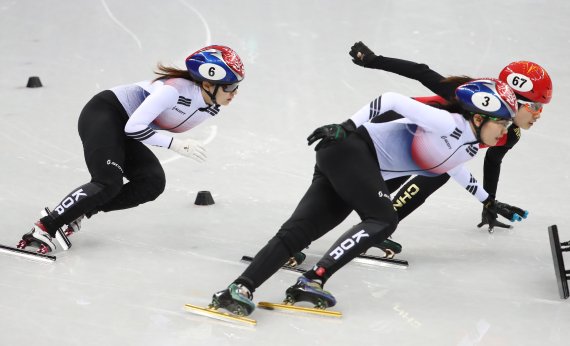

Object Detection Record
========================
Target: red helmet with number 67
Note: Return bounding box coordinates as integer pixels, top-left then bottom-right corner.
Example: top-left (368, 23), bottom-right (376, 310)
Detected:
top-left (498, 61), bottom-right (552, 104)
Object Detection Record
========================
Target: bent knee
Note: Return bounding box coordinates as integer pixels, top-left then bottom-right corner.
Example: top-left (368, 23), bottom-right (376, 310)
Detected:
top-left (145, 176), bottom-right (166, 201)
top-left (96, 178), bottom-right (124, 201)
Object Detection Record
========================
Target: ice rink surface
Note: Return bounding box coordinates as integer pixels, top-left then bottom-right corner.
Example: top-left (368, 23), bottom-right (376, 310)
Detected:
top-left (1, 0), bottom-right (569, 345)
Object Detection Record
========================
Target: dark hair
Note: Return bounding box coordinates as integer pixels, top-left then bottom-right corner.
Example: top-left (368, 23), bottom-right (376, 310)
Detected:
top-left (438, 75), bottom-right (476, 120)
top-left (152, 63), bottom-right (197, 83)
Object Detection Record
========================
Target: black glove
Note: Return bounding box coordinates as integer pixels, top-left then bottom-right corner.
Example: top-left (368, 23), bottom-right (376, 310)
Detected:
top-left (349, 41), bottom-right (378, 67)
top-left (477, 208), bottom-right (512, 231)
top-left (307, 120), bottom-right (356, 151)
top-left (478, 197), bottom-right (528, 233)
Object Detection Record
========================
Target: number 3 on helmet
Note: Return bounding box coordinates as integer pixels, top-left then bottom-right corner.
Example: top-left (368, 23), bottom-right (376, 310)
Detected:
top-left (455, 79), bottom-right (518, 119)
top-left (499, 61), bottom-right (552, 104)
top-left (185, 45), bottom-right (245, 85)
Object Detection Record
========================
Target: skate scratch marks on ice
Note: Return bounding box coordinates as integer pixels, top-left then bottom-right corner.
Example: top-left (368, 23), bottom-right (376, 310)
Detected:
top-left (100, 0), bottom-right (142, 50)
top-left (177, 0), bottom-right (212, 46)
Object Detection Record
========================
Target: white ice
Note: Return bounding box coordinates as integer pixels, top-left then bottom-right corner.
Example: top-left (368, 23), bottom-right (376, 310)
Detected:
top-left (1, 1), bottom-right (569, 345)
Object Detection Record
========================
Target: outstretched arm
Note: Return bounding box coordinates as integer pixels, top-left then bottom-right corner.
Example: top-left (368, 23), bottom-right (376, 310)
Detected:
top-left (349, 41), bottom-right (455, 100)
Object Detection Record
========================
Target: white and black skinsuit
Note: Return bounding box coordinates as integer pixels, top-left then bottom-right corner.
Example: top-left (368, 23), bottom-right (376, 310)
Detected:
top-left (37, 78), bottom-right (219, 237)
top-left (233, 92), bottom-right (491, 291)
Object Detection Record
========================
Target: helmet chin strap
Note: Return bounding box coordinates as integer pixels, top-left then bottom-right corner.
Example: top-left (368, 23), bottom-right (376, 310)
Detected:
top-left (202, 84), bottom-right (221, 106)
top-left (471, 114), bottom-right (490, 143)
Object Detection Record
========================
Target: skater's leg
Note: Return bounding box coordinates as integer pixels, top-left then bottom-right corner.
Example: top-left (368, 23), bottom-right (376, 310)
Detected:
top-left (302, 133), bottom-right (399, 284)
top-left (213, 169), bottom-right (351, 315)
top-left (371, 173), bottom-right (451, 255)
top-left (28, 91), bottom-right (127, 244)
top-left (234, 168), bottom-right (352, 292)
top-left (98, 139), bottom-right (165, 212)
top-left (392, 173), bottom-right (450, 222)
top-left (385, 175), bottom-right (410, 194)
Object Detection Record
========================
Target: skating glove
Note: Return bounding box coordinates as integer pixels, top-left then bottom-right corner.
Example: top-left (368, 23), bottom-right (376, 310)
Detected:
top-left (169, 138), bottom-right (206, 163)
top-left (307, 119), bottom-right (356, 151)
top-left (478, 197), bottom-right (528, 233)
top-left (349, 41), bottom-right (378, 67)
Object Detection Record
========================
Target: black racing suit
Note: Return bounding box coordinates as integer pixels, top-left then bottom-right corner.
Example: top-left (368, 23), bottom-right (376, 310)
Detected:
top-left (235, 129), bottom-right (399, 290)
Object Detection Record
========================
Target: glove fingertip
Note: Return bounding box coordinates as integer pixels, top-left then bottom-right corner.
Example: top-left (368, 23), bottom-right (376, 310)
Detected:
top-left (522, 210), bottom-right (529, 219)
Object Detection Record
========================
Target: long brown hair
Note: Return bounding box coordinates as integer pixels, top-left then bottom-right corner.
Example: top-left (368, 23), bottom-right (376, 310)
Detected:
top-left (152, 63), bottom-right (197, 83)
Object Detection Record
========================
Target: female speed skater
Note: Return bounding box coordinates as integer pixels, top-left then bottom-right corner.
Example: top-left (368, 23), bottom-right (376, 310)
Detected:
top-left (207, 78), bottom-right (521, 317)
top-left (17, 45), bottom-right (245, 254)
top-left (344, 41), bottom-right (553, 256)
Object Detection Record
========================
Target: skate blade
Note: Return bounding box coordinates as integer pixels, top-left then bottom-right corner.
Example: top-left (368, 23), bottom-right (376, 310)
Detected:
top-left (0, 243), bottom-right (56, 263)
top-left (257, 301), bottom-right (342, 317)
top-left (184, 303), bottom-right (257, 325)
top-left (355, 254), bottom-right (408, 269)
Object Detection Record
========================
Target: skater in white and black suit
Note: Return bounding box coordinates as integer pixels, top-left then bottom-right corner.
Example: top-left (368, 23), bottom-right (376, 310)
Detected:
top-left (17, 45), bottom-right (245, 254)
top-left (210, 79), bottom-right (523, 317)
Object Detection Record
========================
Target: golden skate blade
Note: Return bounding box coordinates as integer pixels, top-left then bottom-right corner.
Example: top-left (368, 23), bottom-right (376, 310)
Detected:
top-left (184, 303), bottom-right (257, 325)
top-left (257, 301), bottom-right (342, 317)
top-left (0, 243), bottom-right (56, 263)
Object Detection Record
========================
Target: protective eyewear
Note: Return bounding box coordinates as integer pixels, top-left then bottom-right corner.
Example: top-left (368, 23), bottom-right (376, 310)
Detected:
top-left (518, 100), bottom-right (543, 115)
top-left (221, 83), bottom-right (239, 93)
top-left (480, 114), bottom-right (512, 128)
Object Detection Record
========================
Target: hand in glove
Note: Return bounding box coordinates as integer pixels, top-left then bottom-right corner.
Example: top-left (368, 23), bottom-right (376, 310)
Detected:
top-left (478, 197), bottom-right (529, 233)
top-left (169, 138), bottom-right (206, 163)
top-left (307, 120), bottom-right (356, 151)
top-left (349, 41), bottom-right (378, 67)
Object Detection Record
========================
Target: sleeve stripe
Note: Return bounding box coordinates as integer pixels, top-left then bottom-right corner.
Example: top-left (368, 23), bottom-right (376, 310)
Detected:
top-left (126, 127), bottom-right (156, 140)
